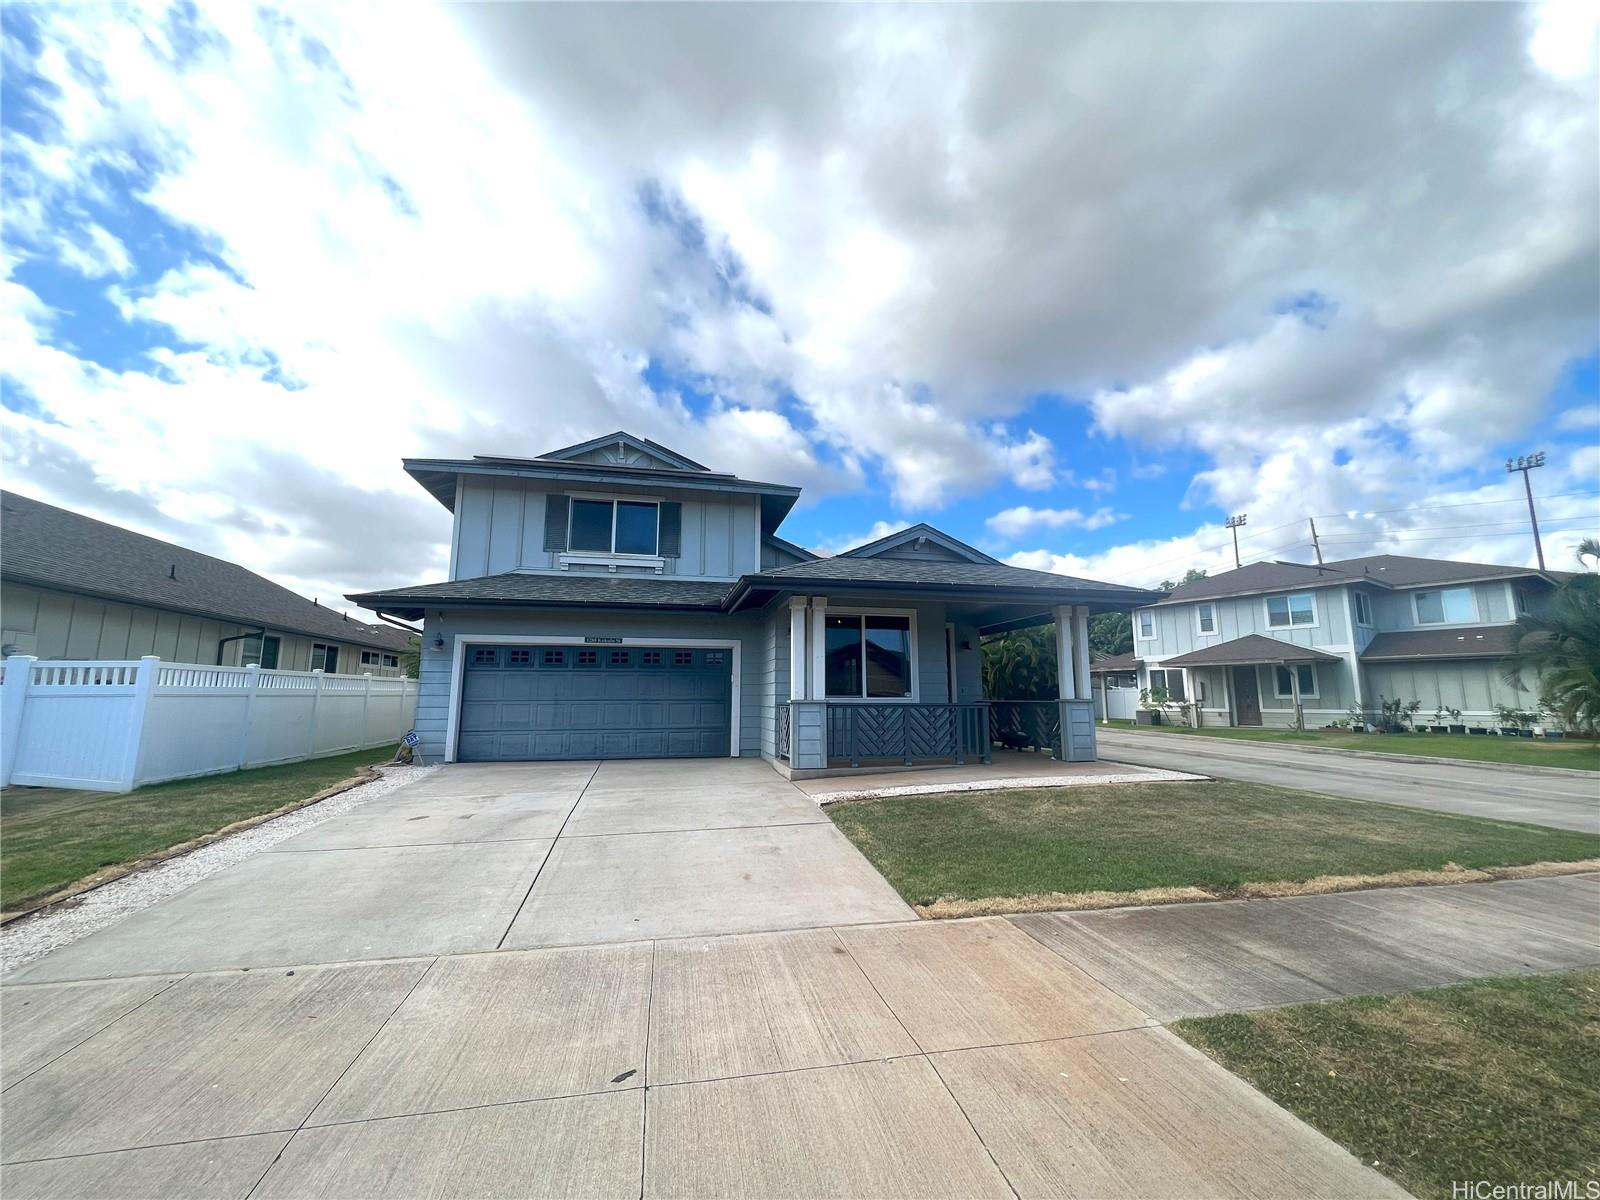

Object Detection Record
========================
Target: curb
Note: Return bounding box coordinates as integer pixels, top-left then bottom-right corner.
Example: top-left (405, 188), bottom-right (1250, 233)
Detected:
top-left (1099, 730), bottom-right (1598, 779)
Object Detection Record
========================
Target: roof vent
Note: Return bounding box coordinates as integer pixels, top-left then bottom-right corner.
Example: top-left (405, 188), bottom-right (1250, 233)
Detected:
top-left (168, 564), bottom-right (176, 580)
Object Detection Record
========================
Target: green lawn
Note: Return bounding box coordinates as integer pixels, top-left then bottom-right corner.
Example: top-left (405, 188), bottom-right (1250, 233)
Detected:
top-left (0, 747), bottom-right (393, 910)
top-left (1105, 720), bottom-right (1600, 771)
top-left (1174, 970), bottom-right (1600, 1199)
top-left (827, 782), bottom-right (1600, 910)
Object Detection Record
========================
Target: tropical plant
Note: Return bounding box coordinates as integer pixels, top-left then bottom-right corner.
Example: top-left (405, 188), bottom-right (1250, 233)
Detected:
top-left (981, 626), bottom-right (1058, 700)
top-left (1088, 612), bottom-right (1133, 657)
top-left (399, 635), bottom-right (421, 679)
top-left (1377, 695), bottom-right (1422, 731)
top-left (1507, 538), bottom-right (1600, 736)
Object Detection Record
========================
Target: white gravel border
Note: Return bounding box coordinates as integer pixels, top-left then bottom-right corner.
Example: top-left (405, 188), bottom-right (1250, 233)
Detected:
top-left (808, 766), bottom-right (1205, 804)
top-left (1, 762), bottom-right (440, 976)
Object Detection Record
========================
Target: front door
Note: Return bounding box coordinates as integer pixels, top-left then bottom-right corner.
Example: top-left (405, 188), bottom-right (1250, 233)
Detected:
top-left (1232, 666), bottom-right (1262, 726)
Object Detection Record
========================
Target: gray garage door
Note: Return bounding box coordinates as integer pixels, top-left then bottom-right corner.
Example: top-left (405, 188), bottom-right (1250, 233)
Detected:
top-left (457, 644), bottom-right (732, 761)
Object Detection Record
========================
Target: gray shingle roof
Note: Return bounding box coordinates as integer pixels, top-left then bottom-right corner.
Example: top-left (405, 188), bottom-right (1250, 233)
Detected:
top-left (1161, 634), bottom-right (1342, 667)
top-left (1089, 651), bottom-right (1141, 674)
top-left (751, 555), bottom-right (1160, 598)
top-left (349, 572), bottom-right (732, 618)
top-left (1, 491), bottom-right (411, 651)
top-left (1158, 554), bottom-right (1552, 606)
top-left (1360, 625), bottom-right (1523, 662)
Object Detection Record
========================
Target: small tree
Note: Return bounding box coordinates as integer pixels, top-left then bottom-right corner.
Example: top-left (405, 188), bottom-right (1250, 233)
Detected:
top-left (981, 626), bottom-right (1058, 700)
top-left (1507, 538), bottom-right (1600, 736)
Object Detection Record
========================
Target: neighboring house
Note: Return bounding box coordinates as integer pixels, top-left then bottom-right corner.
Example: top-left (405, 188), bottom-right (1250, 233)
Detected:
top-left (1, 491), bottom-right (412, 675)
top-left (349, 431), bottom-right (1158, 771)
top-left (1126, 555), bottom-right (1563, 728)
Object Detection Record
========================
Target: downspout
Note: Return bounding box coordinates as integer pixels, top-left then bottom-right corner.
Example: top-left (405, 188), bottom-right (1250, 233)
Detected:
top-left (217, 626), bottom-right (267, 666)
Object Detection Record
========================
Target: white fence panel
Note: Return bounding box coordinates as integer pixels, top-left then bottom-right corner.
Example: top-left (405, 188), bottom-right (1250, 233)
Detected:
top-left (1096, 685), bottom-right (1140, 721)
top-left (1, 656), bottom-right (419, 793)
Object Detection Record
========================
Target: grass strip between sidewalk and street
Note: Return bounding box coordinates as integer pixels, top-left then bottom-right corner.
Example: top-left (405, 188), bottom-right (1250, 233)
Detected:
top-left (0, 746), bottom-right (395, 912)
top-left (1103, 719), bottom-right (1600, 771)
top-left (826, 781), bottom-right (1600, 915)
top-left (1173, 969), bottom-right (1600, 1200)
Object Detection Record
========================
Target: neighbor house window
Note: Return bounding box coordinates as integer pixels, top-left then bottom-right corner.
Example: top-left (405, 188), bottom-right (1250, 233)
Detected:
top-left (1514, 587), bottom-right (1530, 616)
top-left (1136, 610), bottom-right (1155, 639)
top-left (382, 653), bottom-right (399, 668)
top-left (241, 634), bottom-right (280, 669)
top-left (825, 612), bottom-right (913, 699)
top-left (1274, 664), bottom-right (1318, 698)
top-left (1195, 603), bottom-right (1216, 635)
top-left (1147, 667), bottom-right (1186, 702)
top-left (569, 498), bottom-right (659, 556)
top-left (1414, 587), bottom-right (1475, 625)
top-left (1353, 592), bottom-right (1374, 626)
top-left (1265, 593), bottom-right (1316, 628)
top-left (311, 643), bottom-right (339, 672)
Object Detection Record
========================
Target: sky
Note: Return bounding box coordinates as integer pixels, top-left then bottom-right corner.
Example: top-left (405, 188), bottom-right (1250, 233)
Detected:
top-left (2, 1), bottom-right (1597, 616)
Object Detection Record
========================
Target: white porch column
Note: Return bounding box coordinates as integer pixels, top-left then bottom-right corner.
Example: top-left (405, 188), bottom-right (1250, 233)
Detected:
top-left (1053, 605), bottom-right (1077, 699)
top-left (1073, 606), bottom-right (1092, 700)
top-left (808, 596), bottom-right (828, 700)
top-left (788, 597), bottom-right (808, 701)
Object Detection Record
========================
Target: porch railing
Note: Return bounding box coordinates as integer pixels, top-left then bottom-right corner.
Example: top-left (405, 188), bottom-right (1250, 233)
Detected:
top-left (775, 701), bottom-right (792, 761)
top-left (989, 700), bottom-right (1062, 757)
top-left (825, 702), bottom-right (991, 767)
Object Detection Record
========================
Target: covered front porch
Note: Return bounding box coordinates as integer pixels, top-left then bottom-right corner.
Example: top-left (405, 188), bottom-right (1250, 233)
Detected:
top-left (1157, 634), bottom-right (1346, 731)
top-left (764, 595), bottom-right (1117, 776)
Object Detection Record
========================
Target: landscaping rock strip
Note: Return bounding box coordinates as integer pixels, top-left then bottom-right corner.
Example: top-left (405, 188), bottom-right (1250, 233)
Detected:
top-left (0, 763), bottom-right (440, 975)
top-left (808, 768), bottom-right (1203, 805)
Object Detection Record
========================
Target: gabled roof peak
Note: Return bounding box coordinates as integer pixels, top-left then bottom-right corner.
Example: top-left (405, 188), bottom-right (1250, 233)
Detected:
top-left (537, 431), bottom-right (710, 473)
top-left (838, 523), bottom-right (1000, 565)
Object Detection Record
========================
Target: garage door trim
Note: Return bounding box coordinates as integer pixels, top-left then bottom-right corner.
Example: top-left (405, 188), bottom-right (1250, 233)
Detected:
top-left (445, 634), bottom-right (741, 762)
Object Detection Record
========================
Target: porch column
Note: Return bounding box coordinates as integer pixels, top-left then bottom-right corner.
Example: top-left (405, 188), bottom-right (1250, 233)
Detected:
top-left (1052, 606), bottom-right (1077, 700)
top-left (1073, 606), bottom-right (1092, 700)
top-left (1053, 605), bottom-right (1097, 762)
top-left (808, 596), bottom-right (828, 700)
top-left (788, 597), bottom-right (808, 701)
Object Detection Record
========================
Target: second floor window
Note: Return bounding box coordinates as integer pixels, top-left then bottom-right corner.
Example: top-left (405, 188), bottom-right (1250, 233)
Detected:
top-left (1136, 610), bottom-right (1155, 639)
top-left (1265, 593), bottom-right (1315, 628)
top-left (1195, 603), bottom-right (1216, 634)
top-left (1414, 587), bottom-right (1475, 625)
top-left (1353, 592), bottom-right (1374, 626)
top-left (569, 498), bottom-right (659, 556)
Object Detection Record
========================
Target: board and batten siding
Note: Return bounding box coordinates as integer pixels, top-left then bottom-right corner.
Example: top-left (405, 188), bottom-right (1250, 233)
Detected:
top-left (414, 607), bottom-right (770, 762)
top-left (0, 582), bottom-right (402, 676)
top-left (1367, 580), bottom-right (1512, 632)
top-left (449, 478), bottom-right (762, 582)
top-left (1135, 585), bottom-right (1352, 663)
top-left (1365, 660), bottom-right (1537, 719)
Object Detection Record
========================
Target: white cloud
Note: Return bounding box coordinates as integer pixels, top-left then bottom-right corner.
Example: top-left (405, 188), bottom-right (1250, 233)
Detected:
top-left (53, 223), bottom-right (133, 278)
top-left (987, 505), bottom-right (1124, 539)
top-left (1555, 404), bottom-right (1599, 434)
top-left (809, 520), bottom-right (902, 557)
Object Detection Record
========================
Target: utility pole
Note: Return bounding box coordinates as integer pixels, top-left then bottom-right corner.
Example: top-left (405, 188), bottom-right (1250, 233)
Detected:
top-left (1225, 514), bottom-right (1247, 569)
top-left (1309, 517), bottom-right (1323, 565)
top-left (1505, 452), bottom-right (1547, 570)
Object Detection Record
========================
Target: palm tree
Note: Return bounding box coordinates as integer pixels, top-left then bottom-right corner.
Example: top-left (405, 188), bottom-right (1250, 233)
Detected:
top-left (1508, 538), bottom-right (1600, 735)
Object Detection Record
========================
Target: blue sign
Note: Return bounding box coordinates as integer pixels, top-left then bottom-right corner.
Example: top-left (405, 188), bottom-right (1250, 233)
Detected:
top-left (401, 730), bottom-right (420, 747)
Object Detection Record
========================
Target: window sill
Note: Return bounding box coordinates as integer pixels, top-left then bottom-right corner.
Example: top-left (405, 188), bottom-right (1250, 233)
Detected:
top-left (559, 553), bottom-right (665, 574)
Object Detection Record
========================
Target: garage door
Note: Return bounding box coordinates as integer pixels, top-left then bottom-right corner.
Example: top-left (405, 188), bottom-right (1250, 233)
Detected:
top-left (457, 644), bottom-right (732, 761)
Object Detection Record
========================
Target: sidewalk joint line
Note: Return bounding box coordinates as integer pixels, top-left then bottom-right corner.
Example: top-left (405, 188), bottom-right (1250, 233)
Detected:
top-left (494, 762), bottom-right (599, 950)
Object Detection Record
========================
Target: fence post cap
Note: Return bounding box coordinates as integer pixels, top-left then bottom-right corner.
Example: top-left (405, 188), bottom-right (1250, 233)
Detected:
top-left (138, 655), bottom-right (161, 664)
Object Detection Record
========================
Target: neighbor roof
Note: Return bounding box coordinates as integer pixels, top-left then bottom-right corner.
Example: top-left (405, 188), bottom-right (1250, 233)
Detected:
top-left (1160, 634), bottom-right (1342, 667)
top-left (1089, 651), bottom-right (1141, 674)
top-left (1, 491), bottom-right (411, 651)
top-left (738, 555), bottom-right (1161, 602)
top-left (1154, 553), bottom-right (1554, 606)
top-left (1360, 625), bottom-right (1524, 662)
top-left (347, 573), bottom-right (732, 621)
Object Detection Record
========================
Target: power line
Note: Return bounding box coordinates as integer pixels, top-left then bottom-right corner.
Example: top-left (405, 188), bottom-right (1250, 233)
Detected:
top-left (1309, 489), bottom-right (1599, 521)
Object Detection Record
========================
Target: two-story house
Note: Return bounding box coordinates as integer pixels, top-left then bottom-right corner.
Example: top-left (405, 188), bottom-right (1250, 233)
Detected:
top-left (1127, 555), bottom-right (1562, 728)
top-left (349, 431), bottom-right (1159, 772)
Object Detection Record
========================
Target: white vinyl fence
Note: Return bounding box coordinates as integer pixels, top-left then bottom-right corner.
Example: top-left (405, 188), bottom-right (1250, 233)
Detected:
top-left (1, 656), bottom-right (419, 793)
top-left (1096, 684), bottom-right (1140, 722)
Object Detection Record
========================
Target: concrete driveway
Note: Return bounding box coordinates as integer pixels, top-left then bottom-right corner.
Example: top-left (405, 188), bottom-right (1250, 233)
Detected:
top-left (1099, 728), bottom-right (1600, 832)
top-left (5, 760), bottom-right (913, 982)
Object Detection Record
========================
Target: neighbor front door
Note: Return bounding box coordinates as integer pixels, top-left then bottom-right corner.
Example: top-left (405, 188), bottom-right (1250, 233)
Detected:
top-left (1232, 666), bottom-right (1262, 726)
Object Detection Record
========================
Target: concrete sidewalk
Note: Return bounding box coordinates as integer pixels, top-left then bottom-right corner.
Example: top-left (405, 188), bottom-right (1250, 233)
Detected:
top-left (2, 919), bottom-right (1405, 1199)
top-left (1097, 728), bottom-right (1600, 832)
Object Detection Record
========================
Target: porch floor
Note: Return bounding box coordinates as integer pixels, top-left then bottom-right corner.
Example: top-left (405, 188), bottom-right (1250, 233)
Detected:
top-left (790, 750), bottom-right (1200, 803)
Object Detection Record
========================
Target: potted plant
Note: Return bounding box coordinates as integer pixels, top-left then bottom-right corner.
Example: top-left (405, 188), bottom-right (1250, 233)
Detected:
top-left (1377, 696), bottom-right (1421, 734)
top-left (1426, 705), bottom-right (1455, 734)
top-left (1345, 704), bottom-right (1371, 733)
top-left (1136, 687), bottom-right (1167, 725)
top-left (1494, 704), bottom-right (1537, 738)
top-left (1537, 705), bottom-right (1567, 740)
top-left (1444, 706), bottom-right (1467, 735)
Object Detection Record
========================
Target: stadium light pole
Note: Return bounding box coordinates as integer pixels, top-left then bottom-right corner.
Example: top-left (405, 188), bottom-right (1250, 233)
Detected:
top-left (1505, 452), bottom-right (1547, 571)
top-left (1225, 514), bottom-right (1247, 569)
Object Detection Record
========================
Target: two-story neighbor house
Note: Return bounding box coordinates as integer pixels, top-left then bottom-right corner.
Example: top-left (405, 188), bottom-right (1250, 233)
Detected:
top-left (349, 431), bottom-right (1159, 772)
top-left (1128, 555), bottom-right (1563, 729)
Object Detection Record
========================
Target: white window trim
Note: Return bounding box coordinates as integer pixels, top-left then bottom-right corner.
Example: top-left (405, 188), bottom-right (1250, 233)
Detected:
top-left (1194, 603), bottom-right (1217, 636)
top-left (444, 634), bottom-right (742, 763)
top-left (1264, 591), bottom-right (1319, 631)
top-left (822, 606), bottom-right (920, 704)
top-left (310, 642), bottom-right (339, 672)
top-left (1271, 662), bottom-right (1320, 699)
top-left (566, 492), bottom-right (663, 559)
top-left (1135, 609), bottom-right (1156, 640)
top-left (1352, 591), bottom-right (1374, 627)
top-left (1146, 666), bottom-right (1188, 702)
top-left (1411, 586), bottom-right (1478, 627)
